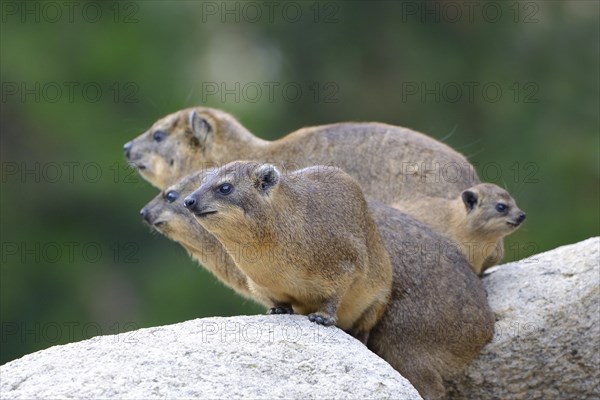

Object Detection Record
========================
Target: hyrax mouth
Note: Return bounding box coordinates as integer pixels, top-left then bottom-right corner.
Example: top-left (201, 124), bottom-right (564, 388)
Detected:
top-left (195, 209), bottom-right (218, 218)
top-left (506, 221), bottom-right (520, 228)
top-left (127, 161), bottom-right (147, 171)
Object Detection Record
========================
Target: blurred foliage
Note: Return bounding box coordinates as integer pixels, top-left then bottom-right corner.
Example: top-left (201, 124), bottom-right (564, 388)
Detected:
top-left (1, 0), bottom-right (598, 364)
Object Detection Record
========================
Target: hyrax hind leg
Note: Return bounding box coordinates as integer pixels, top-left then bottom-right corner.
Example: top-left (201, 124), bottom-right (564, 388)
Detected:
top-left (348, 298), bottom-right (389, 344)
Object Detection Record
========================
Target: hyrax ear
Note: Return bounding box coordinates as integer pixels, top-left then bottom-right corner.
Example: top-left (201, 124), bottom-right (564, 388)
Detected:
top-left (255, 164), bottom-right (280, 194)
top-left (461, 190), bottom-right (478, 211)
top-left (188, 110), bottom-right (213, 145)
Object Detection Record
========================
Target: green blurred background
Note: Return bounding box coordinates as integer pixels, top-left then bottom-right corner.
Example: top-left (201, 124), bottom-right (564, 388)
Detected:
top-left (1, 1), bottom-right (598, 364)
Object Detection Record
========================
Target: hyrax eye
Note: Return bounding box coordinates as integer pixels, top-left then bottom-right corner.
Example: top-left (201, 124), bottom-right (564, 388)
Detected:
top-left (165, 190), bottom-right (179, 203)
top-left (218, 183), bottom-right (232, 195)
top-left (495, 203), bottom-right (508, 212)
top-left (153, 130), bottom-right (167, 142)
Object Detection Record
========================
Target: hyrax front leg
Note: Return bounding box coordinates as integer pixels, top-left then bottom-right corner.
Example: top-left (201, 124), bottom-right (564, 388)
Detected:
top-left (267, 302), bottom-right (294, 315)
top-left (248, 281), bottom-right (294, 315)
top-left (308, 297), bottom-right (339, 326)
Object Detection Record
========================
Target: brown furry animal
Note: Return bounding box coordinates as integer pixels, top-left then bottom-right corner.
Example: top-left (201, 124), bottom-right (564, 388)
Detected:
top-left (124, 107), bottom-right (480, 203)
top-left (181, 162), bottom-right (393, 338)
top-left (394, 183), bottom-right (526, 274)
top-left (141, 170), bottom-right (494, 399)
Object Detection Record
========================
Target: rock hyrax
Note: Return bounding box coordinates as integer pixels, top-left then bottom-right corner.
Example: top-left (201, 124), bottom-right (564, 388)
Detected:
top-left (140, 170), bottom-right (262, 305)
top-left (394, 183), bottom-right (526, 274)
top-left (141, 170), bottom-right (494, 399)
top-left (182, 161), bottom-right (393, 337)
top-left (124, 106), bottom-right (480, 203)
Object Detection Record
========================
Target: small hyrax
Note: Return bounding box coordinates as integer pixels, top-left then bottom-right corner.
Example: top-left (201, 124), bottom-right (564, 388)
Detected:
top-left (124, 107), bottom-right (480, 203)
top-left (181, 161), bottom-right (393, 339)
top-left (394, 183), bottom-right (526, 274)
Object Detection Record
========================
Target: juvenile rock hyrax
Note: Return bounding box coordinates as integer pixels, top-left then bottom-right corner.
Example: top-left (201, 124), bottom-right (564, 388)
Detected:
top-left (124, 106), bottom-right (480, 203)
top-left (394, 183), bottom-right (526, 274)
top-left (181, 162), bottom-right (393, 338)
top-left (141, 170), bottom-right (494, 399)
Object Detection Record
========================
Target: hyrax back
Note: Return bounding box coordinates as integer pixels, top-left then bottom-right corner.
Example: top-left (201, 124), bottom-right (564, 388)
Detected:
top-left (182, 161), bottom-right (393, 336)
top-left (394, 183), bottom-right (526, 274)
top-left (124, 107), bottom-right (480, 203)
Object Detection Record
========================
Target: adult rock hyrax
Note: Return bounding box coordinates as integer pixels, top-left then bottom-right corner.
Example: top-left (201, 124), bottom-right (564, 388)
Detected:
top-left (141, 170), bottom-right (494, 399)
top-left (182, 161), bottom-right (393, 338)
top-left (394, 183), bottom-right (526, 275)
top-left (124, 106), bottom-right (480, 203)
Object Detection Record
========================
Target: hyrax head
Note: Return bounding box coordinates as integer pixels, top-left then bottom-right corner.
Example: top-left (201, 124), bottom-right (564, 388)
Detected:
top-left (460, 183), bottom-right (526, 236)
top-left (123, 107), bottom-right (246, 190)
top-left (183, 161), bottom-right (281, 237)
top-left (139, 170), bottom-right (208, 249)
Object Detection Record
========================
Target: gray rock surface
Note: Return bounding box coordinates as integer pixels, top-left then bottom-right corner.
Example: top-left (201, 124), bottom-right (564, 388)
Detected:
top-left (448, 237), bottom-right (600, 399)
top-left (0, 315), bottom-right (421, 399)
top-left (2, 238), bottom-right (598, 399)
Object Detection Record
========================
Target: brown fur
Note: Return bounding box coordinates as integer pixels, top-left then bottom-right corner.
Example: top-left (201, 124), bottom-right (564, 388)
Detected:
top-left (367, 201), bottom-right (495, 399)
top-left (182, 162), bottom-right (393, 337)
top-left (141, 170), bottom-right (494, 399)
top-left (125, 107), bottom-right (480, 202)
top-left (394, 183), bottom-right (526, 275)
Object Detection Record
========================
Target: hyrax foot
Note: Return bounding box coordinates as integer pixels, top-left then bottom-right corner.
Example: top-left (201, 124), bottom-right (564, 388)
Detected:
top-left (268, 306), bottom-right (294, 315)
top-left (308, 313), bottom-right (336, 326)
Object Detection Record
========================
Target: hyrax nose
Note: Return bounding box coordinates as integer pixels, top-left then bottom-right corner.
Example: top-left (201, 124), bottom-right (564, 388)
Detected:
top-left (123, 142), bottom-right (132, 158)
top-left (517, 212), bottom-right (526, 224)
top-left (183, 197), bottom-right (196, 209)
top-left (140, 207), bottom-right (151, 222)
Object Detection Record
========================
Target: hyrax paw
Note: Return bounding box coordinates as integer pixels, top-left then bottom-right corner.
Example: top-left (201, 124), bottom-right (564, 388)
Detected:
top-left (308, 313), bottom-right (336, 326)
top-left (267, 306), bottom-right (294, 315)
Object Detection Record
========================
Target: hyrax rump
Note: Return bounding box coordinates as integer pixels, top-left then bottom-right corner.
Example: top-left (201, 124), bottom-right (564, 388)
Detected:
top-left (394, 183), bottom-right (526, 274)
top-left (181, 162), bottom-right (393, 338)
top-left (124, 107), bottom-right (480, 202)
top-left (141, 170), bottom-right (494, 399)
top-left (367, 201), bottom-right (494, 399)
